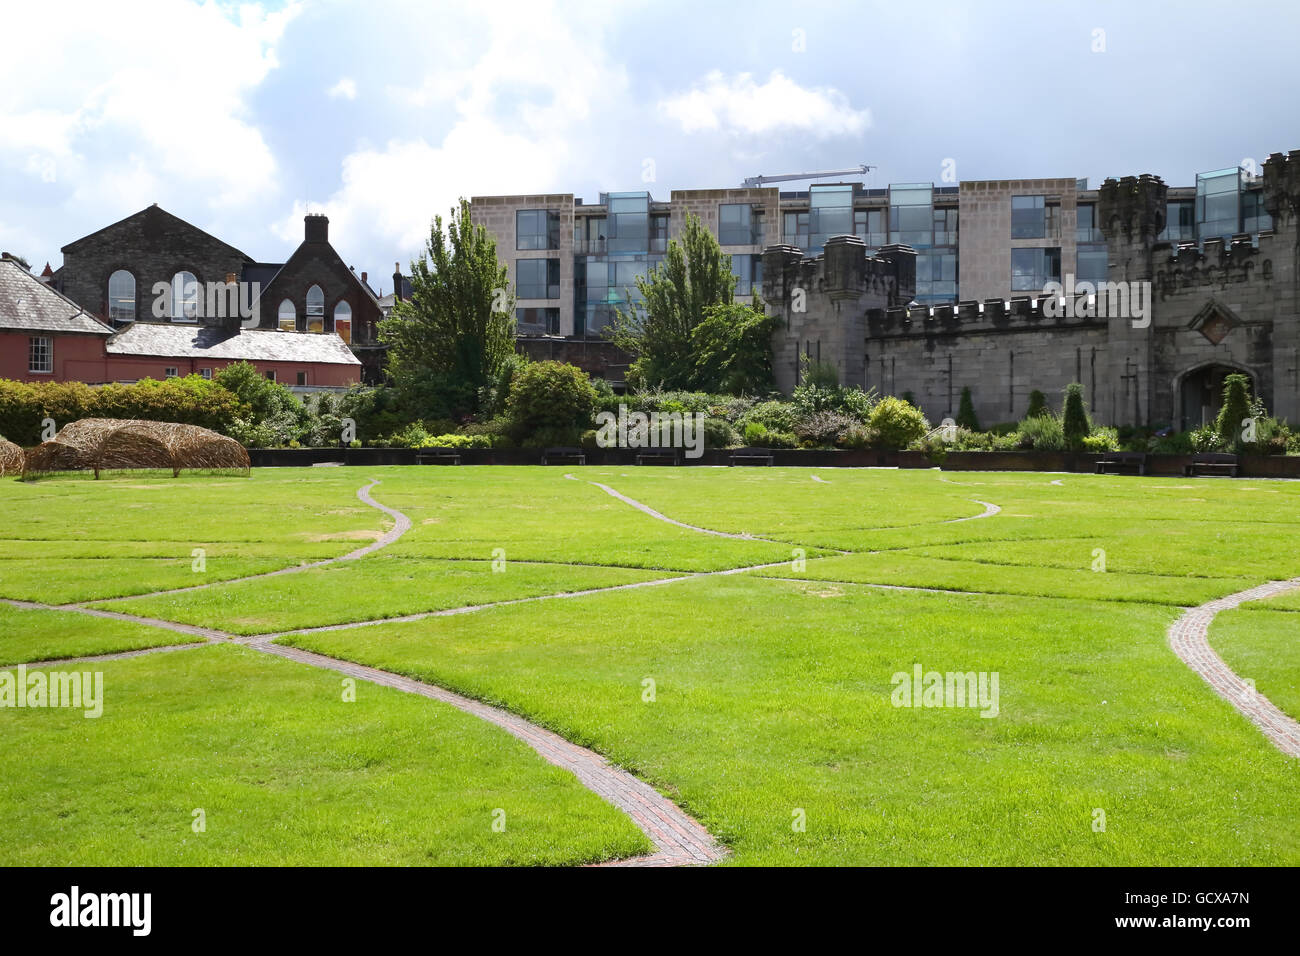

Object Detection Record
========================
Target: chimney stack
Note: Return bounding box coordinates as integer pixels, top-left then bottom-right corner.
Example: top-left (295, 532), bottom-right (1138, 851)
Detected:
top-left (393, 261), bottom-right (403, 301)
top-left (361, 271), bottom-right (367, 286)
top-left (305, 214), bottom-right (329, 243)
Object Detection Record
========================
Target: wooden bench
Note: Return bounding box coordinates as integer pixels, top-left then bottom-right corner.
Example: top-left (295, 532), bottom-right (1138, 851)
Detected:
top-left (1095, 452), bottom-right (1146, 475)
top-left (636, 446), bottom-right (681, 465)
top-left (1184, 453), bottom-right (1239, 477)
top-left (416, 447), bottom-right (461, 465)
top-left (542, 446), bottom-right (586, 466)
top-left (730, 447), bottom-right (775, 466)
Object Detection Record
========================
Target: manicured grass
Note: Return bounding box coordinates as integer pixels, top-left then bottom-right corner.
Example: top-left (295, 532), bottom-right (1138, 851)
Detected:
top-left (1210, 607), bottom-right (1300, 722)
top-left (282, 575), bottom-right (1300, 865)
top-left (3, 465), bottom-right (1298, 867)
top-left (0, 603), bottom-right (200, 665)
top-left (0, 644), bottom-right (650, 865)
top-left (94, 558), bottom-right (679, 635)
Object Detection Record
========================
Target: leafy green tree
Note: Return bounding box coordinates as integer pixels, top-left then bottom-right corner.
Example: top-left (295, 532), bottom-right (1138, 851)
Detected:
top-left (504, 361), bottom-right (597, 444)
top-left (1061, 382), bottom-right (1090, 449)
top-left (380, 198), bottom-right (516, 417)
top-left (956, 386), bottom-right (980, 431)
top-left (688, 303), bottom-right (778, 394)
top-left (610, 212), bottom-right (736, 389)
top-left (1215, 373), bottom-right (1253, 452)
top-left (214, 361), bottom-right (308, 446)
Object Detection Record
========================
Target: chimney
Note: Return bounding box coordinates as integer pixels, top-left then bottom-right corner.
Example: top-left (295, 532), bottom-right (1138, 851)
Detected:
top-left (361, 271), bottom-right (367, 285)
top-left (393, 261), bottom-right (403, 301)
top-left (225, 272), bottom-right (237, 284)
top-left (305, 214), bottom-right (329, 243)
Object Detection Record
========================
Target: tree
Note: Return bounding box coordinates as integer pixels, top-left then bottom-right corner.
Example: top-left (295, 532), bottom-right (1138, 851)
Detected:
top-left (609, 212), bottom-right (736, 389)
top-left (1061, 382), bottom-right (1090, 449)
top-left (379, 198), bottom-right (516, 417)
top-left (1215, 373), bottom-right (1253, 452)
top-left (504, 361), bottom-right (597, 445)
top-left (956, 386), bottom-right (980, 431)
top-left (689, 303), bottom-right (778, 394)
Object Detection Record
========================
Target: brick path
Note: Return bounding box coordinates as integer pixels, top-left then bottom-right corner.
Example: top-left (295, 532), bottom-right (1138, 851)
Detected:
top-left (1168, 578), bottom-right (1300, 758)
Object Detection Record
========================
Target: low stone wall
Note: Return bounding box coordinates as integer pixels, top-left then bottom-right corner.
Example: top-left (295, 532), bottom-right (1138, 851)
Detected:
top-left (245, 446), bottom-right (1300, 477)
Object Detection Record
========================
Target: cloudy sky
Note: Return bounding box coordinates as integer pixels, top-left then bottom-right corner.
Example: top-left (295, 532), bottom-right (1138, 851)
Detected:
top-left (2, 0), bottom-right (1297, 292)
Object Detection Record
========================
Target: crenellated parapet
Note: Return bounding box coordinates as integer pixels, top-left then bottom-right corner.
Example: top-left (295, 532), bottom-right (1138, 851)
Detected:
top-left (867, 295), bottom-right (1111, 339)
top-left (1263, 150), bottom-right (1300, 226)
top-left (1153, 234), bottom-right (1273, 300)
top-left (1098, 174), bottom-right (1168, 243)
top-left (761, 238), bottom-right (915, 306)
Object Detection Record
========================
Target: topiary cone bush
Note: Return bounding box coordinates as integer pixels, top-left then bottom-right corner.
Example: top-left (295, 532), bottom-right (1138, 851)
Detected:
top-left (1025, 389), bottom-right (1048, 419)
top-left (1061, 383), bottom-right (1090, 450)
top-left (1215, 373), bottom-right (1253, 453)
top-left (956, 386), bottom-right (980, 431)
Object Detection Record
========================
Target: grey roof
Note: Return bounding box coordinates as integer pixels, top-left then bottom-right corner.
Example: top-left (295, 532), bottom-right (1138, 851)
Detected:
top-left (106, 322), bottom-right (362, 366)
top-left (0, 259), bottom-right (114, 335)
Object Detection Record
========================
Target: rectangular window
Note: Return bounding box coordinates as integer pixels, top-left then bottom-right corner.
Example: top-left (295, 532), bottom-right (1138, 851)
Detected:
top-left (516, 209), bottom-right (560, 250)
top-left (1076, 244), bottom-right (1108, 287)
top-left (200, 368), bottom-right (213, 379)
top-left (516, 258), bottom-right (560, 299)
top-left (296, 371), bottom-right (308, 386)
top-left (28, 336), bottom-right (52, 373)
top-left (732, 254), bottom-right (764, 296)
top-left (888, 184), bottom-right (933, 247)
top-left (650, 214), bottom-right (669, 252)
top-left (718, 204), bottom-right (752, 245)
top-left (335, 319), bottom-right (352, 344)
top-left (307, 318), bottom-right (324, 333)
top-left (854, 208), bottom-right (886, 247)
top-left (264, 370), bottom-right (276, 382)
top-left (1011, 247), bottom-right (1061, 291)
top-left (1044, 202), bottom-right (1060, 238)
top-left (751, 209), bottom-right (765, 245)
top-left (279, 316), bottom-right (296, 332)
top-left (932, 207), bottom-right (958, 246)
top-left (1159, 201), bottom-right (1196, 242)
top-left (1011, 195), bottom-right (1046, 239)
top-left (783, 211), bottom-right (810, 248)
top-left (515, 307), bottom-right (561, 334)
top-left (1241, 190), bottom-right (1272, 234)
top-left (1076, 204), bottom-right (1102, 243)
top-left (164, 367), bottom-right (178, 378)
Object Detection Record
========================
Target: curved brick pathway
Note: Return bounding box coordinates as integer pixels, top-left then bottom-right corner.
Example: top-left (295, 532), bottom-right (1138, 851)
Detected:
top-left (1168, 578), bottom-right (1300, 757)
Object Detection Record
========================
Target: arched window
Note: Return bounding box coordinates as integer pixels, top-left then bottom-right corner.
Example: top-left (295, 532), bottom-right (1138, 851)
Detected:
top-left (171, 271), bottom-right (199, 321)
top-left (278, 299), bottom-right (296, 331)
top-left (108, 270), bottom-right (136, 323)
top-left (333, 300), bottom-right (352, 343)
top-left (306, 285), bottom-right (325, 332)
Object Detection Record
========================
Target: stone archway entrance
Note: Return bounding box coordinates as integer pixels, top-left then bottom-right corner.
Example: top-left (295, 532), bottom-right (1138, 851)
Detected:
top-left (1179, 364), bottom-right (1253, 431)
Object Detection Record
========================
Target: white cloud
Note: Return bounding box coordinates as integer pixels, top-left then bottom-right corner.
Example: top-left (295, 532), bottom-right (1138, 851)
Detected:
top-left (0, 0), bottom-right (299, 218)
top-left (328, 77), bottom-right (358, 101)
top-left (658, 70), bottom-right (870, 138)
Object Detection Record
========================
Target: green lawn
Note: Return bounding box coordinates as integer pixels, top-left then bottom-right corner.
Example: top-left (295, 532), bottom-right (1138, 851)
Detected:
top-left (0, 645), bottom-right (649, 865)
top-left (1, 465), bottom-right (1297, 866)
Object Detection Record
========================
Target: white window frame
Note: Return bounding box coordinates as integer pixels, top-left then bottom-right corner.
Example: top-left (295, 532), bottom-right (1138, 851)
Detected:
top-left (28, 336), bottom-right (52, 374)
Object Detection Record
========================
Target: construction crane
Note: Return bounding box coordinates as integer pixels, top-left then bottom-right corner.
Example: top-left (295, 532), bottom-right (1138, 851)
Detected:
top-left (741, 165), bottom-right (874, 189)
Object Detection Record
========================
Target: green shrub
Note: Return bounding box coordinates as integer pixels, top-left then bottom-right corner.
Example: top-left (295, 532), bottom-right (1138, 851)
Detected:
top-left (703, 418), bottom-right (740, 448)
top-left (743, 421), bottom-right (770, 445)
top-left (1061, 383), bottom-right (1090, 450)
top-left (740, 400), bottom-right (798, 434)
top-left (767, 430), bottom-right (799, 449)
top-left (794, 409), bottom-right (858, 447)
top-left (1190, 424), bottom-right (1225, 452)
top-left (839, 387), bottom-right (877, 424)
top-left (413, 433), bottom-right (494, 450)
top-left (1025, 390), bottom-right (1049, 419)
top-left (505, 361), bottom-right (597, 442)
top-left (868, 396), bottom-right (929, 450)
top-left (1081, 427), bottom-right (1120, 453)
top-left (956, 387), bottom-right (980, 431)
top-left (1215, 373), bottom-right (1253, 453)
top-left (1016, 414), bottom-right (1065, 452)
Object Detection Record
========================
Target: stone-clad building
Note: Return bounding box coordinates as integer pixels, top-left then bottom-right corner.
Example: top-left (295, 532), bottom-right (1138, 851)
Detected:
top-left (764, 150), bottom-right (1300, 430)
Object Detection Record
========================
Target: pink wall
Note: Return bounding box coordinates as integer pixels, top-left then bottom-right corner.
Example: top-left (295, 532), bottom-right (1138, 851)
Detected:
top-left (0, 331), bottom-right (360, 387)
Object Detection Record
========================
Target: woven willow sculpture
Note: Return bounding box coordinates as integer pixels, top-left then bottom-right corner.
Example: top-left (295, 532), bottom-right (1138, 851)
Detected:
top-left (0, 438), bottom-right (22, 477)
top-left (22, 419), bottom-right (249, 479)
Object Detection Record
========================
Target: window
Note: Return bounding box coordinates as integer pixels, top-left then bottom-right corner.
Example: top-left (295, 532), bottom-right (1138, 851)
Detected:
top-left (1197, 168), bottom-right (1241, 239)
top-left (1044, 202), bottom-right (1060, 238)
top-left (888, 184), bottom-right (933, 248)
top-left (1011, 196), bottom-right (1046, 239)
top-left (1076, 244), bottom-right (1108, 287)
top-left (605, 192), bottom-right (650, 254)
top-left (306, 285), bottom-right (324, 316)
top-left (108, 270), bottom-right (136, 323)
top-left (28, 336), bottom-right (52, 373)
top-left (278, 299), bottom-right (296, 331)
top-left (576, 216), bottom-right (607, 254)
top-left (932, 207), bottom-right (958, 246)
top-left (334, 301), bottom-right (352, 344)
top-left (296, 371), bottom-right (308, 386)
top-left (171, 271), bottom-right (199, 321)
top-left (1159, 201), bottom-right (1196, 242)
top-left (516, 258), bottom-right (560, 299)
top-left (732, 254), bottom-right (764, 296)
top-left (719, 204), bottom-right (754, 245)
top-left (1011, 247), bottom-right (1061, 291)
top-left (1076, 204), bottom-right (1102, 243)
top-left (854, 209), bottom-right (886, 247)
top-left (516, 209), bottom-right (560, 250)
top-left (264, 370), bottom-right (276, 382)
top-left (200, 368), bottom-right (213, 380)
top-left (811, 184), bottom-right (854, 251)
top-left (650, 214), bottom-right (669, 253)
top-left (784, 211), bottom-right (810, 248)
top-left (916, 250), bottom-right (958, 302)
top-left (515, 307), bottom-right (561, 334)
top-left (1242, 190), bottom-right (1272, 234)
top-left (164, 367), bottom-right (178, 378)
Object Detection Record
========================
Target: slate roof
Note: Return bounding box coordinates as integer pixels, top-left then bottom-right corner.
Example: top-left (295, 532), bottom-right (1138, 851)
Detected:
top-left (0, 259), bottom-right (114, 335)
top-left (61, 204), bottom-right (253, 261)
top-left (106, 322), bottom-right (362, 366)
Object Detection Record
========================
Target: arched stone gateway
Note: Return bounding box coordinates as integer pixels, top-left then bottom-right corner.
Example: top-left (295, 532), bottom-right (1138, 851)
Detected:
top-left (1176, 363), bottom-right (1255, 431)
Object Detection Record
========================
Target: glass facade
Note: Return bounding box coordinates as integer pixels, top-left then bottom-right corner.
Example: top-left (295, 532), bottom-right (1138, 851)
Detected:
top-left (1242, 190), bottom-right (1272, 234)
top-left (1076, 204), bottom-right (1102, 243)
top-left (516, 209), bottom-right (559, 250)
top-left (1011, 247), bottom-right (1061, 291)
top-left (516, 258), bottom-right (560, 299)
top-left (573, 193), bottom-right (662, 338)
top-left (783, 210), bottom-right (809, 247)
top-left (1076, 244), bottom-right (1108, 287)
top-left (1197, 168), bottom-right (1241, 239)
top-left (1159, 201), bottom-right (1196, 242)
top-left (809, 184), bottom-right (854, 253)
top-left (516, 307), bottom-right (560, 334)
top-left (888, 184), bottom-right (932, 247)
top-left (854, 208), bottom-right (886, 248)
top-left (732, 254), bottom-right (764, 296)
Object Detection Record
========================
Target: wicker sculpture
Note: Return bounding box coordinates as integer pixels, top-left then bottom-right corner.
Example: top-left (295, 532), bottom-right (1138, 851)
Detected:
top-left (0, 438), bottom-right (22, 477)
top-left (22, 419), bottom-right (249, 479)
